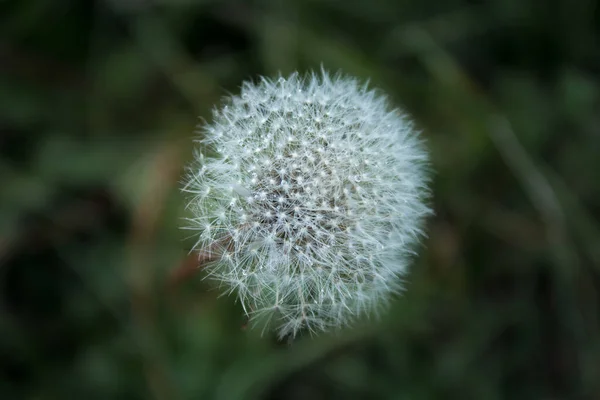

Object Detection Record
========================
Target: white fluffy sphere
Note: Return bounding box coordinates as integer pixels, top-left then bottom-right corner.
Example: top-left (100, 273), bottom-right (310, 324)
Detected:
top-left (183, 71), bottom-right (431, 338)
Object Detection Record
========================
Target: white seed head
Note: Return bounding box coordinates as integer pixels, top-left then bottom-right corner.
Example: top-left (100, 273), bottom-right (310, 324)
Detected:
top-left (183, 70), bottom-right (431, 338)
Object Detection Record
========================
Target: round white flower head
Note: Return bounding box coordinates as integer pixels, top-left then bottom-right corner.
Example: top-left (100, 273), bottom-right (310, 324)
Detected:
top-left (183, 70), bottom-right (431, 339)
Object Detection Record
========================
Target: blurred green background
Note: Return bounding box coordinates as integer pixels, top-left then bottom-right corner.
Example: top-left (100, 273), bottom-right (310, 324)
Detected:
top-left (1, 0), bottom-right (599, 398)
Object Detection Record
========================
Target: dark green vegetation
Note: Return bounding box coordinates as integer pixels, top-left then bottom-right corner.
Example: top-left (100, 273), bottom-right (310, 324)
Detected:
top-left (1, 0), bottom-right (599, 398)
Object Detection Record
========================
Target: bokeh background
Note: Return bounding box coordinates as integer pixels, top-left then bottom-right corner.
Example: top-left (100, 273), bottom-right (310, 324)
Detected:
top-left (1, 0), bottom-right (599, 398)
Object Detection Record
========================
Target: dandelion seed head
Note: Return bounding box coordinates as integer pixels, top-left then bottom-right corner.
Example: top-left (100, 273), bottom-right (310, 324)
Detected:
top-left (183, 70), bottom-right (431, 338)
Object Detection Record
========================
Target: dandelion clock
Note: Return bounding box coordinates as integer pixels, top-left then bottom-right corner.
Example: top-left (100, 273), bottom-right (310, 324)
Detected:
top-left (182, 70), bottom-right (431, 339)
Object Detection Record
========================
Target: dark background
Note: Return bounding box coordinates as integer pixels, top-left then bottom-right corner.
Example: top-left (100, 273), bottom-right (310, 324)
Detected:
top-left (1, 0), bottom-right (599, 398)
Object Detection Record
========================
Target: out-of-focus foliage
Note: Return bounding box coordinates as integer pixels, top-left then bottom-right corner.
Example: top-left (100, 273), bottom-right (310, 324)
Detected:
top-left (1, 0), bottom-right (599, 399)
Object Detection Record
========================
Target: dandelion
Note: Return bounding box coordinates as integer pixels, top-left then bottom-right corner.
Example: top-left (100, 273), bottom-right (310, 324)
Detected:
top-left (182, 70), bottom-right (431, 339)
